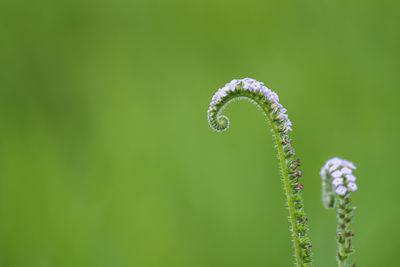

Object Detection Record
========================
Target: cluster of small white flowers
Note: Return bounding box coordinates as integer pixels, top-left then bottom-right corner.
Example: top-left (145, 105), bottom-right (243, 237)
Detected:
top-left (208, 78), bottom-right (293, 132)
top-left (320, 157), bottom-right (357, 196)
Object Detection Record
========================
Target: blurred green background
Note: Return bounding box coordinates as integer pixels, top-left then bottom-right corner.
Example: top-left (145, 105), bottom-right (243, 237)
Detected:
top-left (1, 0), bottom-right (399, 266)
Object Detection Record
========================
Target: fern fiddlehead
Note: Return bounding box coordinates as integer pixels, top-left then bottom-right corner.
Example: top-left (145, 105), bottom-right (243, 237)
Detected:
top-left (207, 78), bottom-right (312, 266)
top-left (320, 158), bottom-right (358, 267)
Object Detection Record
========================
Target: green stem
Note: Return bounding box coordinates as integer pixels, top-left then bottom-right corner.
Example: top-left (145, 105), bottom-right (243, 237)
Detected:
top-left (337, 194), bottom-right (352, 267)
top-left (339, 237), bottom-right (346, 267)
top-left (265, 108), bottom-right (302, 266)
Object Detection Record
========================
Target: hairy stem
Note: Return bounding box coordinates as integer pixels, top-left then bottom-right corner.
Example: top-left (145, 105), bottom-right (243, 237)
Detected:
top-left (266, 109), bottom-right (302, 266)
top-left (337, 195), bottom-right (355, 267)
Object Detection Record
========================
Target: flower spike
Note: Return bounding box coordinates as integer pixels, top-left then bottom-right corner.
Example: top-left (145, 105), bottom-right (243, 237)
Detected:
top-left (208, 78), bottom-right (293, 133)
top-left (320, 157), bottom-right (358, 267)
top-left (207, 78), bottom-right (312, 267)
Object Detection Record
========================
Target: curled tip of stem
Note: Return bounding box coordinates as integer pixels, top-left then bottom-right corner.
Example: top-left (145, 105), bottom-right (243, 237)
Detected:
top-left (208, 114), bottom-right (229, 132)
top-left (207, 78), bottom-right (292, 134)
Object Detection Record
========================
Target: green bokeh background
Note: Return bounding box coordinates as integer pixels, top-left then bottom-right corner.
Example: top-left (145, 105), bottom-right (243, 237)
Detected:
top-left (1, 0), bottom-right (399, 266)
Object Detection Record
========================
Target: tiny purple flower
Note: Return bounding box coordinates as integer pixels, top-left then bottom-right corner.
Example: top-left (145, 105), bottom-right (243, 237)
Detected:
top-left (332, 177), bottom-right (344, 186)
top-left (347, 182), bottom-right (358, 192)
top-left (341, 167), bottom-right (352, 175)
top-left (331, 170), bottom-right (343, 178)
top-left (329, 164), bottom-right (340, 173)
top-left (336, 185), bottom-right (347, 195)
top-left (345, 174), bottom-right (356, 182)
top-left (343, 160), bottom-right (357, 169)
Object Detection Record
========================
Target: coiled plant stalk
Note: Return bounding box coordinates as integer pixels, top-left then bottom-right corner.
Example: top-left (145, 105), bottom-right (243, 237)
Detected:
top-left (320, 158), bottom-right (358, 267)
top-left (207, 78), bottom-right (312, 266)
